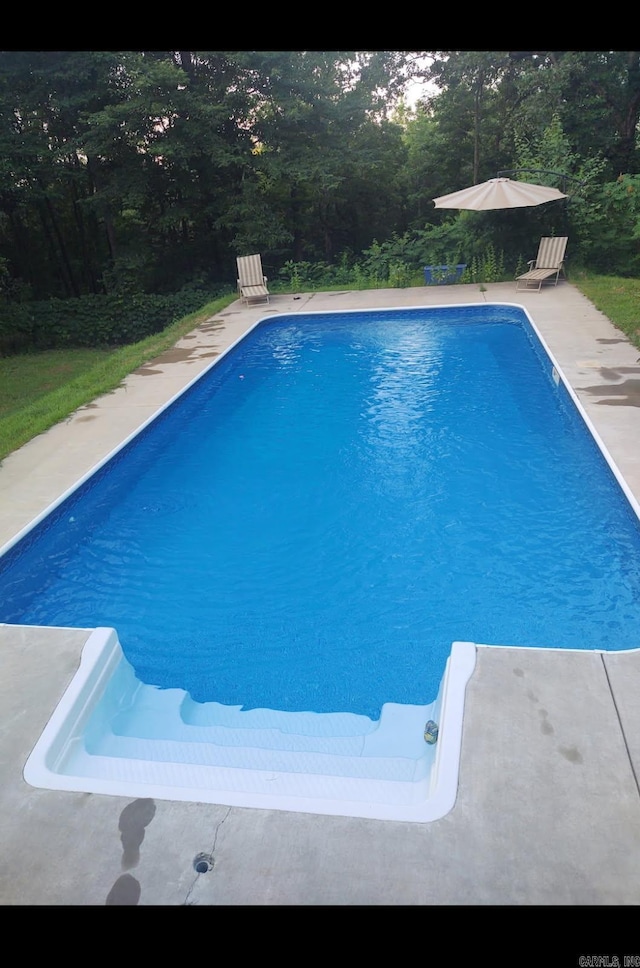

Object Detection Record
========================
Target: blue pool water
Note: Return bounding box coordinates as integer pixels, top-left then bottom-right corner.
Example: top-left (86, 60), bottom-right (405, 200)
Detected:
top-left (3, 304), bottom-right (640, 721)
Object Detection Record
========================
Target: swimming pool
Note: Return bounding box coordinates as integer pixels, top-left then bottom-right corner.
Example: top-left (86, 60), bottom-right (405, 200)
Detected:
top-left (5, 302), bottom-right (640, 821)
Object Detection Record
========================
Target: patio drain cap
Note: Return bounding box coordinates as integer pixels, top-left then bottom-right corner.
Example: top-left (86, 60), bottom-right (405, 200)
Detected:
top-left (193, 852), bottom-right (214, 874)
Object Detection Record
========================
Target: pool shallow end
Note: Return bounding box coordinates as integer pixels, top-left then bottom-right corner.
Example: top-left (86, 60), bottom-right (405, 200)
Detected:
top-left (23, 630), bottom-right (477, 823)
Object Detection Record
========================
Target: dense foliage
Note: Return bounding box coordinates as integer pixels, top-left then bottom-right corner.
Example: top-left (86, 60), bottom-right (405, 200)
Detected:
top-left (1, 50), bottom-right (640, 353)
top-left (0, 284), bottom-right (229, 355)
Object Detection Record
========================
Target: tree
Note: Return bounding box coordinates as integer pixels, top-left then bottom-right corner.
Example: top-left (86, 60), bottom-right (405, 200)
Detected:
top-left (506, 51), bottom-right (640, 178)
top-left (0, 51), bottom-right (413, 298)
top-left (218, 51), bottom-right (410, 266)
top-left (424, 52), bottom-right (516, 184)
top-left (0, 51), bottom-right (188, 296)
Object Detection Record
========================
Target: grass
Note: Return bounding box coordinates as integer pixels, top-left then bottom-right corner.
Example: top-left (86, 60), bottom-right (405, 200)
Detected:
top-left (571, 271), bottom-right (640, 348)
top-left (0, 293), bottom-right (236, 463)
top-left (0, 348), bottom-right (113, 420)
top-left (0, 273), bottom-right (638, 464)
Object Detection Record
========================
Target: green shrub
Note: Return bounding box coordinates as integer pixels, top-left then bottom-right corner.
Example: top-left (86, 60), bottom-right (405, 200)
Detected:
top-left (387, 261), bottom-right (414, 288)
top-left (467, 244), bottom-right (505, 284)
top-left (0, 286), bottom-right (228, 357)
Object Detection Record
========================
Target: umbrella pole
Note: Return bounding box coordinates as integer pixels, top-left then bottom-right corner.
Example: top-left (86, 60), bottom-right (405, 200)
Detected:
top-left (496, 168), bottom-right (585, 196)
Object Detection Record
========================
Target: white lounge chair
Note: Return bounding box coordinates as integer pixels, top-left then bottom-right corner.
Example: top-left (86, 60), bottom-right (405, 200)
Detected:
top-left (516, 237), bottom-right (568, 292)
top-left (236, 254), bottom-right (270, 305)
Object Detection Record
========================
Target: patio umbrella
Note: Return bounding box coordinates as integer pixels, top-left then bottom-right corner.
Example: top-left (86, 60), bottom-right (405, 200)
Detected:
top-left (433, 177), bottom-right (567, 211)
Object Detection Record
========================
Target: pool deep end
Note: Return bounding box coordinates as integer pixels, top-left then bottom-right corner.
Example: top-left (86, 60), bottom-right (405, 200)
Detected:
top-left (23, 628), bottom-right (476, 822)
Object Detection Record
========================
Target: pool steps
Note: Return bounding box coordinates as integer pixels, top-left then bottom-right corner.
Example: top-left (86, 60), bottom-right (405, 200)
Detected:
top-left (67, 654), bottom-right (437, 785)
top-left (24, 629), bottom-right (477, 821)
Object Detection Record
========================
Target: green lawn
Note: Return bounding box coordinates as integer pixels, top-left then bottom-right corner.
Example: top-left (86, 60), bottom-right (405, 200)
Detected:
top-left (0, 348), bottom-right (113, 420)
top-left (571, 271), bottom-right (640, 347)
top-left (0, 294), bottom-right (236, 463)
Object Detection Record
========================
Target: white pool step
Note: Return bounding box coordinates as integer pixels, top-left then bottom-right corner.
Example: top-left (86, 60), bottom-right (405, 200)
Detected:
top-left (77, 664), bottom-right (437, 782)
top-left (24, 630), bottom-right (477, 822)
top-left (84, 734), bottom-right (432, 782)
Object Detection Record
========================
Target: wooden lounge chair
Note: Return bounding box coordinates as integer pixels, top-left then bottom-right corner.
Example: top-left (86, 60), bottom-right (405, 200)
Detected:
top-left (516, 237), bottom-right (568, 292)
top-left (236, 254), bottom-right (270, 305)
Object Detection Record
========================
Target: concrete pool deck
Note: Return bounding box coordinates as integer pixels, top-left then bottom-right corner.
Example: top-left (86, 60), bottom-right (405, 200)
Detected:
top-left (2, 280), bottom-right (640, 906)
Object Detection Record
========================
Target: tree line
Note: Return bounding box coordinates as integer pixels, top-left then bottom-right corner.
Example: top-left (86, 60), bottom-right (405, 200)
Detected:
top-left (1, 50), bottom-right (639, 308)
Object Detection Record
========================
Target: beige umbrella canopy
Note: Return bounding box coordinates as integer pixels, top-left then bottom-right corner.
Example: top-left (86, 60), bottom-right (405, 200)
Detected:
top-left (433, 177), bottom-right (567, 211)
